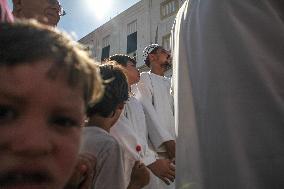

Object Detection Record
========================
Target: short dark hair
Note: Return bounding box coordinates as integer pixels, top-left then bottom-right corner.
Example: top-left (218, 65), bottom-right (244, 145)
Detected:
top-left (108, 54), bottom-right (136, 67)
top-left (145, 47), bottom-right (160, 67)
top-left (0, 20), bottom-right (103, 107)
top-left (87, 62), bottom-right (129, 118)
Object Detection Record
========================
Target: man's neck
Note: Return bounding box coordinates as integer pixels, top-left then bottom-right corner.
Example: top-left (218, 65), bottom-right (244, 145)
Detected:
top-left (150, 68), bottom-right (164, 76)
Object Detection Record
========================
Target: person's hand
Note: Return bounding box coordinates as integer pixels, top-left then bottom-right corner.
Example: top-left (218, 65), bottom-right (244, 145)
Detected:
top-left (65, 153), bottom-right (96, 189)
top-left (147, 159), bottom-right (175, 185)
top-left (163, 140), bottom-right (176, 160)
top-left (128, 161), bottom-right (150, 189)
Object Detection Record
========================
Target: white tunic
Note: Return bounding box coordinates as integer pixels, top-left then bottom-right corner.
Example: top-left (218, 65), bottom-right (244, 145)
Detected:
top-left (133, 72), bottom-right (176, 152)
top-left (172, 0), bottom-right (284, 189)
top-left (111, 96), bottom-right (160, 188)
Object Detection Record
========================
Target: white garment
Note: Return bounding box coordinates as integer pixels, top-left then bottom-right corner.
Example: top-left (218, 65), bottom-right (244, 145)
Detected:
top-left (111, 96), bottom-right (161, 188)
top-left (133, 72), bottom-right (176, 152)
top-left (172, 0), bottom-right (284, 189)
top-left (80, 127), bottom-right (126, 189)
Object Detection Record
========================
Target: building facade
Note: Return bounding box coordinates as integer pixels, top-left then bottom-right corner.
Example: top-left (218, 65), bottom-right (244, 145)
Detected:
top-left (79, 0), bottom-right (185, 72)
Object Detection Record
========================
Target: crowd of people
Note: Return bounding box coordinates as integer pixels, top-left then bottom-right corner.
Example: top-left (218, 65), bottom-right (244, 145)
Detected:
top-left (1, 0), bottom-right (176, 188)
top-left (1, 0), bottom-right (283, 189)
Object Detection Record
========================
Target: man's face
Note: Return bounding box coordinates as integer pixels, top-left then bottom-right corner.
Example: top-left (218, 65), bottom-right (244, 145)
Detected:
top-left (149, 47), bottom-right (172, 70)
top-left (124, 60), bottom-right (140, 85)
top-left (0, 60), bottom-right (85, 189)
top-left (13, 0), bottom-right (62, 26)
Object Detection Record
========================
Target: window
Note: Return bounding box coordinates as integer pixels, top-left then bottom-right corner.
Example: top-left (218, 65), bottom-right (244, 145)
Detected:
top-left (127, 20), bottom-right (137, 54)
top-left (162, 33), bottom-right (171, 51)
top-left (127, 32), bottom-right (137, 54)
top-left (127, 20), bottom-right (137, 35)
top-left (102, 35), bottom-right (110, 48)
top-left (101, 46), bottom-right (110, 61)
top-left (160, 0), bottom-right (178, 19)
top-left (101, 35), bottom-right (110, 61)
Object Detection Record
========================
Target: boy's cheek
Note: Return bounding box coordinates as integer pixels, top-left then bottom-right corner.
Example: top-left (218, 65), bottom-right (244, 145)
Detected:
top-left (54, 130), bottom-right (82, 187)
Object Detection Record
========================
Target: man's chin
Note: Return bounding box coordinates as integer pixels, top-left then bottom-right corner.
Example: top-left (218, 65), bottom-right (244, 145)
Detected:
top-left (161, 63), bottom-right (172, 70)
top-left (40, 16), bottom-right (59, 26)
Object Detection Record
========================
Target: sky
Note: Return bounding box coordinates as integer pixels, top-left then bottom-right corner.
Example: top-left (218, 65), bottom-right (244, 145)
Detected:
top-left (8, 0), bottom-right (140, 40)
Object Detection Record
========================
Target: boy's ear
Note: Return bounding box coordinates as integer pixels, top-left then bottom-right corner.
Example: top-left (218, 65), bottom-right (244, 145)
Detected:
top-left (109, 102), bottom-right (125, 118)
top-left (117, 102), bottom-right (125, 111)
top-left (12, 0), bottom-right (23, 16)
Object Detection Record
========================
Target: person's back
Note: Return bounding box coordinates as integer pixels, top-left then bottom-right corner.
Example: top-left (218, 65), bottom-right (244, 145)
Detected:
top-left (80, 64), bottom-right (129, 189)
top-left (172, 0), bottom-right (284, 188)
top-left (81, 126), bottom-right (125, 188)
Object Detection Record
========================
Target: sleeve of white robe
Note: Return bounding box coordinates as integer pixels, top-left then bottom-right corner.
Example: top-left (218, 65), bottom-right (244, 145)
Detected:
top-left (133, 73), bottom-right (174, 150)
top-left (111, 108), bottom-right (157, 166)
top-left (141, 144), bottom-right (157, 166)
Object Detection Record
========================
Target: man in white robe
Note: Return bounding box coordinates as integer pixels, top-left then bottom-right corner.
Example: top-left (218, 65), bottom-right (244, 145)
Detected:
top-left (172, 0), bottom-right (284, 188)
top-left (133, 45), bottom-right (176, 188)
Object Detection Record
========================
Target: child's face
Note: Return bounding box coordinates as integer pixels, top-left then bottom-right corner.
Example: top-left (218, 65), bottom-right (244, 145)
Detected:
top-left (125, 61), bottom-right (140, 85)
top-left (0, 60), bottom-right (86, 189)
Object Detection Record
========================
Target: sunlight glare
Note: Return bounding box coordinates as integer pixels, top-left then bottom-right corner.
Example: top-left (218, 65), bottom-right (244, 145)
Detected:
top-left (85, 0), bottom-right (113, 20)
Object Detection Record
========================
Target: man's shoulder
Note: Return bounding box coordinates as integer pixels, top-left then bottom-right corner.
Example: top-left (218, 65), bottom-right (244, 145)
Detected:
top-left (83, 127), bottom-right (119, 149)
top-left (140, 71), bottom-right (150, 78)
top-left (139, 72), bottom-right (151, 84)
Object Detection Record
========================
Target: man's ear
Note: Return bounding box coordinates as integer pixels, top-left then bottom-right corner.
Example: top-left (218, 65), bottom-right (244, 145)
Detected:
top-left (148, 54), bottom-right (157, 64)
top-left (12, 0), bottom-right (23, 16)
top-left (148, 54), bottom-right (154, 61)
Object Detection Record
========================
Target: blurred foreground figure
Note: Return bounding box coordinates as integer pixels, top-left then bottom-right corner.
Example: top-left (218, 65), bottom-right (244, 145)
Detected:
top-left (172, 0), bottom-right (284, 188)
top-left (0, 0), bottom-right (14, 22)
top-left (12, 0), bottom-right (65, 26)
top-left (0, 20), bottom-right (103, 189)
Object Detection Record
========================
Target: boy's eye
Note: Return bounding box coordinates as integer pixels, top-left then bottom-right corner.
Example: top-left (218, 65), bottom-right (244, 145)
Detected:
top-left (50, 116), bottom-right (80, 128)
top-left (0, 105), bottom-right (17, 123)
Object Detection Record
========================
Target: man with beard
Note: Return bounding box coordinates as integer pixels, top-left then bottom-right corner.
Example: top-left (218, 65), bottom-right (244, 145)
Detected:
top-left (12, 0), bottom-right (65, 26)
top-left (133, 44), bottom-right (176, 188)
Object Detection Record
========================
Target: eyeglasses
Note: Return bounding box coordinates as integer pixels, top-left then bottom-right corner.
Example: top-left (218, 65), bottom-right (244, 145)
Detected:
top-left (59, 6), bottom-right (66, 16)
top-left (47, 0), bottom-right (66, 16)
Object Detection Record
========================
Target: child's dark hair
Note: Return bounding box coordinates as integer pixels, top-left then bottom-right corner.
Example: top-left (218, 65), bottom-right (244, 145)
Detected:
top-left (87, 62), bottom-right (129, 118)
top-left (109, 54), bottom-right (136, 67)
top-left (0, 20), bottom-right (103, 106)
